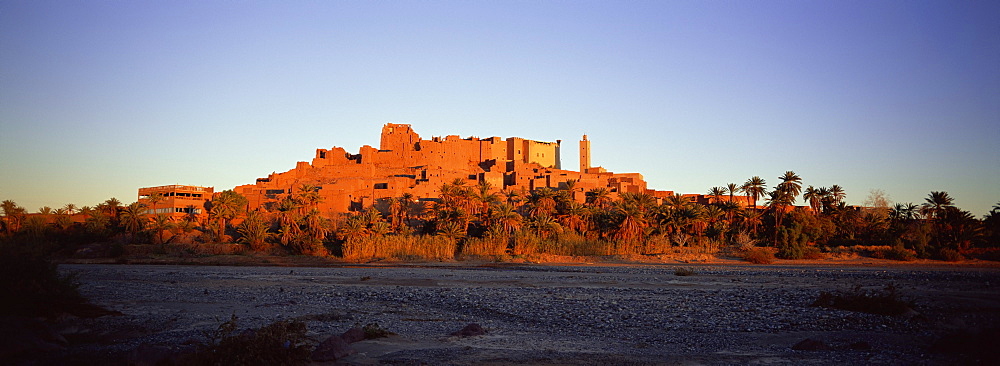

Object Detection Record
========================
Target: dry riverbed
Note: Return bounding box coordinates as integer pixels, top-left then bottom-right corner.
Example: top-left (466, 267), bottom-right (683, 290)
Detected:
top-left (35, 263), bottom-right (1000, 365)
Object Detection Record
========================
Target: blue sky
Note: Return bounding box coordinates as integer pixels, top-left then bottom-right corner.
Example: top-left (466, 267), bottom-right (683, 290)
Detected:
top-left (1, 1), bottom-right (998, 216)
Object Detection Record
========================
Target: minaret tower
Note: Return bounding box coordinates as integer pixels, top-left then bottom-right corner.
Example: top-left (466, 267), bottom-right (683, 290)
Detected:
top-left (579, 134), bottom-right (591, 173)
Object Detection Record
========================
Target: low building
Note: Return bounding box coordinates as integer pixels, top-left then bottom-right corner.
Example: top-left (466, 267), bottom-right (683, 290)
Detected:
top-left (137, 185), bottom-right (214, 220)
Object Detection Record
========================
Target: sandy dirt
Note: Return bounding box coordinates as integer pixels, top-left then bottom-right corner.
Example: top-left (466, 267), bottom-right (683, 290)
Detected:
top-left (38, 261), bottom-right (1000, 365)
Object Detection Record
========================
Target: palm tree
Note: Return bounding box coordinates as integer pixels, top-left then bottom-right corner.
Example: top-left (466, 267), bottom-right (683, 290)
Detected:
top-left (586, 187), bottom-right (612, 209)
top-left (119, 202), bottom-right (147, 243)
top-left (529, 214), bottom-right (562, 240)
top-left (389, 193), bottom-right (415, 232)
top-left (829, 185), bottom-right (846, 205)
top-left (777, 171), bottom-right (802, 203)
top-left (473, 181), bottom-right (499, 222)
top-left (487, 203), bottom-right (522, 235)
top-left (148, 213), bottom-right (172, 245)
top-left (38, 206), bottom-right (53, 215)
top-left (740, 176), bottom-right (767, 209)
top-left (557, 201), bottom-right (591, 234)
top-left (295, 184), bottom-right (323, 214)
top-left (528, 187), bottom-right (558, 217)
top-left (739, 209), bottom-right (764, 238)
top-left (62, 203), bottom-right (77, 215)
top-left (920, 191), bottom-right (954, 221)
top-left (663, 193), bottom-right (689, 211)
top-left (146, 192), bottom-right (165, 215)
top-left (2, 200), bottom-right (26, 235)
top-left (890, 203), bottom-right (919, 222)
top-left (726, 183), bottom-right (739, 203)
top-left (803, 186), bottom-right (822, 214)
top-left (303, 208), bottom-right (331, 244)
top-left (208, 190), bottom-right (248, 242)
top-left (238, 210), bottom-right (274, 251)
top-left (104, 198), bottom-right (122, 222)
top-left (708, 187), bottom-right (727, 205)
top-left (614, 198), bottom-right (649, 243)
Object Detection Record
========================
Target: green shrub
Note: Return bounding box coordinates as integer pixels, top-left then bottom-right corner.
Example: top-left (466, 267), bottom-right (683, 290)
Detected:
top-left (775, 225), bottom-right (808, 259)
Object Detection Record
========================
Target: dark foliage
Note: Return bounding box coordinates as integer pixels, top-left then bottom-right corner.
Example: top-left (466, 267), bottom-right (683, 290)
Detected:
top-left (0, 245), bottom-right (88, 318)
top-left (361, 322), bottom-right (394, 339)
top-left (811, 284), bottom-right (913, 316)
top-left (193, 315), bottom-right (311, 366)
top-left (674, 267), bottom-right (696, 276)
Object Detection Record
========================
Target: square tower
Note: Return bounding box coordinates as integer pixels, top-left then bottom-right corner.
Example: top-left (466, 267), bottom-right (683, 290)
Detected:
top-left (579, 135), bottom-right (591, 172)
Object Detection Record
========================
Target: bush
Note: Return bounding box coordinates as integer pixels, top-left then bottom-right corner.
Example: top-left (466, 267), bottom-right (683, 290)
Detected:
top-left (193, 315), bottom-right (311, 366)
top-left (937, 248), bottom-right (964, 262)
top-left (674, 268), bottom-right (696, 276)
top-left (0, 248), bottom-right (88, 318)
top-left (361, 322), bottom-right (395, 339)
top-left (811, 284), bottom-right (913, 316)
top-left (801, 246), bottom-right (825, 260)
top-left (873, 246), bottom-right (917, 261)
top-left (740, 248), bottom-right (773, 264)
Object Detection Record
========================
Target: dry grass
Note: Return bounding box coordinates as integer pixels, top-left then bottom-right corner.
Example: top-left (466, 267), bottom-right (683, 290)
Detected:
top-left (342, 235), bottom-right (456, 262)
top-left (462, 237), bottom-right (508, 258)
top-left (740, 247), bottom-right (774, 264)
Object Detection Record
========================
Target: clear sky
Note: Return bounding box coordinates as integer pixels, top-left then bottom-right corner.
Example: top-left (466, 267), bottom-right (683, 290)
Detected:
top-left (2, 1), bottom-right (998, 216)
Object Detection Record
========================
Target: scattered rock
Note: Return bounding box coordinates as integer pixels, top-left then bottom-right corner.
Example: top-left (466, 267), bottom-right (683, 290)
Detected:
top-left (312, 335), bottom-right (356, 361)
top-left (451, 323), bottom-right (486, 337)
top-left (792, 338), bottom-right (832, 351)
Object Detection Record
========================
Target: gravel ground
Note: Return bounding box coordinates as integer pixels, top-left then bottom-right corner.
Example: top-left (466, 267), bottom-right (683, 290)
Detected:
top-left (41, 263), bottom-right (1000, 365)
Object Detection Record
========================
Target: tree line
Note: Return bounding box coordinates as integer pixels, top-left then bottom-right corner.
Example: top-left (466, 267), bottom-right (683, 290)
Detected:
top-left (2, 171), bottom-right (998, 261)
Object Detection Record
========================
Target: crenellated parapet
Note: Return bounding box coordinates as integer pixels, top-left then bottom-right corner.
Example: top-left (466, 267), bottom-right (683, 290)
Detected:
top-left (233, 123), bottom-right (654, 214)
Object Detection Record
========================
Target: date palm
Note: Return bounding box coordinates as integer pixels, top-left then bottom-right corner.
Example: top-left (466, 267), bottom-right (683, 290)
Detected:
top-left (295, 184), bottom-right (323, 213)
top-left (119, 202), bottom-right (147, 243)
top-left (149, 213), bottom-right (172, 245)
top-left (586, 187), bottom-right (612, 209)
top-left (104, 198), bottom-right (122, 221)
top-left (803, 186), bottom-right (822, 214)
top-left (238, 210), bottom-right (273, 251)
top-left (529, 214), bottom-right (563, 240)
top-left (2, 200), bottom-right (26, 235)
top-left (208, 190), bottom-right (248, 242)
top-left (61, 203), bottom-right (77, 215)
top-left (557, 201), bottom-right (591, 234)
top-left (726, 183), bottom-right (739, 203)
top-left (890, 203), bottom-right (919, 222)
top-left (708, 187), bottom-right (727, 205)
top-left (147, 193), bottom-right (165, 215)
top-left (740, 176), bottom-right (767, 209)
top-left (920, 191), bottom-right (954, 221)
top-left (829, 185), bottom-right (846, 205)
top-left (777, 171), bottom-right (802, 203)
top-left (473, 181), bottom-right (499, 221)
top-left (487, 203), bottom-right (523, 235)
top-left (528, 187), bottom-right (558, 217)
